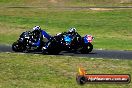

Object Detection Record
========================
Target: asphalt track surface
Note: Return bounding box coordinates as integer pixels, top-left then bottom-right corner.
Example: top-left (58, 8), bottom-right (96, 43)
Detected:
top-left (0, 44), bottom-right (132, 60)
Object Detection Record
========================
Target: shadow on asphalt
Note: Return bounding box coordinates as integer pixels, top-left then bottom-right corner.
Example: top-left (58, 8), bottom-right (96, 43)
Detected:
top-left (0, 45), bottom-right (132, 60)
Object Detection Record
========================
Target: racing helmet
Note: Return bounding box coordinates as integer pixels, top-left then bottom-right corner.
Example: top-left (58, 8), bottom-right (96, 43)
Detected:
top-left (33, 26), bottom-right (41, 31)
top-left (32, 26), bottom-right (41, 35)
top-left (68, 28), bottom-right (76, 33)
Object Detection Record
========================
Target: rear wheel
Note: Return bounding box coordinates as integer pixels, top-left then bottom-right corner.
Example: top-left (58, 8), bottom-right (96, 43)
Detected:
top-left (42, 40), bottom-right (62, 55)
top-left (48, 42), bottom-right (61, 55)
top-left (12, 41), bottom-right (26, 52)
top-left (80, 43), bottom-right (93, 54)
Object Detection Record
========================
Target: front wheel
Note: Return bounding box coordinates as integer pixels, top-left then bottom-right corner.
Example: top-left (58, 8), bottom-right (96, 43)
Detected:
top-left (80, 43), bottom-right (93, 54)
top-left (12, 41), bottom-right (26, 52)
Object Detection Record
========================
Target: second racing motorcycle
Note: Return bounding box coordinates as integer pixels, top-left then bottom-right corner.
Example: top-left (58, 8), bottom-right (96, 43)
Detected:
top-left (42, 33), bottom-right (94, 54)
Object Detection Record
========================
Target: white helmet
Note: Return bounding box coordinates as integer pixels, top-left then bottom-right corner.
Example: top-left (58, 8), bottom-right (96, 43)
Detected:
top-left (68, 28), bottom-right (76, 33)
top-left (33, 26), bottom-right (41, 31)
top-left (32, 26), bottom-right (41, 35)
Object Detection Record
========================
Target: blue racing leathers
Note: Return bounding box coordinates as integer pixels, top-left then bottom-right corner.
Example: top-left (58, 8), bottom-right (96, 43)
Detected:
top-left (32, 30), bottom-right (51, 47)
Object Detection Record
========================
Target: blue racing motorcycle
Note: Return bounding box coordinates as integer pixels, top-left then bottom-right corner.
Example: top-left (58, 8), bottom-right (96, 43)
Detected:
top-left (42, 33), bottom-right (94, 54)
top-left (12, 31), bottom-right (44, 52)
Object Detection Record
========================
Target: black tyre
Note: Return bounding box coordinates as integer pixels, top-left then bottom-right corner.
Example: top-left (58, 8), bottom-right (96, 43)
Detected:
top-left (12, 41), bottom-right (26, 52)
top-left (80, 43), bottom-right (93, 54)
top-left (48, 42), bottom-right (61, 55)
top-left (48, 49), bottom-right (61, 55)
top-left (42, 41), bottom-right (62, 55)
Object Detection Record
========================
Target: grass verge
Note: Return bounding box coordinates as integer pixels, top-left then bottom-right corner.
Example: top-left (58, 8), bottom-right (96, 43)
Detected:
top-left (0, 53), bottom-right (132, 88)
top-left (0, 0), bottom-right (132, 7)
top-left (0, 8), bottom-right (132, 50)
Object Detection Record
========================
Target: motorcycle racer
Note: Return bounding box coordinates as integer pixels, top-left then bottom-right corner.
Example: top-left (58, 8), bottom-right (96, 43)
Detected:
top-left (66, 28), bottom-right (82, 50)
top-left (31, 26), bottom-right (51, 47)
top-left (58, 28), bottom-right (82, 48)
top-left (67, 28), bottom-right (82, 42)
top-left (42, 28), bottom-right (82, 52)
top-left (57, 28), bottom-right (81, 41)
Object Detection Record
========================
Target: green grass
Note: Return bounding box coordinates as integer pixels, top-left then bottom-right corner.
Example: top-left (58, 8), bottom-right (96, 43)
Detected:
top-left (0, 1), bottom-right (132, 88)
top-left (0, 0), bottom-right (132, 7)
top-left (0, 53), bottom-right (132, 88)
top-left (0, 8), bottom-right (132, 50)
